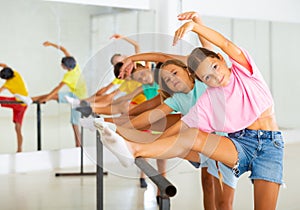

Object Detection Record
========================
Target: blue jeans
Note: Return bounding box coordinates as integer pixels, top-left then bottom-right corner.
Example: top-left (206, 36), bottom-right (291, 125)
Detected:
top-left (229, 129), bottom-right (284, 184)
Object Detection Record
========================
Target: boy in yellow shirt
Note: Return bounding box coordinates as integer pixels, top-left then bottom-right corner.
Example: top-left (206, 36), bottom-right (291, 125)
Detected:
top-left (0, 63), bottom-right (30, 152)
top-left (31, 41), bottom-right (87, 147)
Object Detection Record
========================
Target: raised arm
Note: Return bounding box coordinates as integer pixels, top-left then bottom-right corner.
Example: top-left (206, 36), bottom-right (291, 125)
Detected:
top-left (110, 34), bottom-right (141, 54)
top-left (43, 41), bottom-right (71, 57)
top-left (0, 63), bottom-right (8, 68)
top-left (119, 52), bottom-right (187, 79)
top-left (177, 11), bottom-right (213, 51)
top-left (173, 20), bottom-right (251, 71)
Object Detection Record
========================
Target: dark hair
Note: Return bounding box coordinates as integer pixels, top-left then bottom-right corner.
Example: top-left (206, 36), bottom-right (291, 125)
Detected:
top-left (110, 53), bottom-right (122, 65)
top-left (61, 56), bottom-right (76, 69)
top-left (152, 64), bottom-right (174, 99)
top-left (187, 47), bottom-right (220, 81)
top-left (113, 62), bottom-right (123, 78)
top-left (0, 67), bottom-right (14, 80)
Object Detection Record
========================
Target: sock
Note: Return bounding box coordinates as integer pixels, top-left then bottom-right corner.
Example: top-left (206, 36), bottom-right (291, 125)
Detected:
top-left (65, 95), bottom-right (80, 108)
top-left (14, 94), bottom-right (33, 105)
top-left (79, 116), bottom-right (96, 132)
top-left (100, 127), bottom-right (134, 167)
top-left (94, 118), bottom-right (117, 133)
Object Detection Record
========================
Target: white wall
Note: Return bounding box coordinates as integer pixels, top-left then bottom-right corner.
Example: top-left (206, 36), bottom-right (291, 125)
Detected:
top-left (182, 0), bottom-right (300, 24)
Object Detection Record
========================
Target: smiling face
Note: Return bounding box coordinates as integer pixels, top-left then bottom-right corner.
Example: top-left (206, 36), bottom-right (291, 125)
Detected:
top-left (194, 56), bottom-right (231, 87)
top-left (161, 63), bottom-right (194, 93)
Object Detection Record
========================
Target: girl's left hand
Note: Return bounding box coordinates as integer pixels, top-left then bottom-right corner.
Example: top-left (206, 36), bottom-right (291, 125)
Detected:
top-left (173, 21), bottom-right (195, 46)
top-left (177, 11), bottom-right (199, 22)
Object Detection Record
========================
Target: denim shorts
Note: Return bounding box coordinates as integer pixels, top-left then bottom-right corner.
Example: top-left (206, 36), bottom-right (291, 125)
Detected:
top-left (228, 129), bottom-right (284, 184)
top-left (188, 154), bottom-right (209, 168)
top-left (58, 92), bottom-right (81, 125)
top-left (206, 159), bottom-right (239, 189)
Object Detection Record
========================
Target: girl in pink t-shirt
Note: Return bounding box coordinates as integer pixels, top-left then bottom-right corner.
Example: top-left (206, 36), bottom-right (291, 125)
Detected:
top-left (96, 14), bottom-right (284, 210)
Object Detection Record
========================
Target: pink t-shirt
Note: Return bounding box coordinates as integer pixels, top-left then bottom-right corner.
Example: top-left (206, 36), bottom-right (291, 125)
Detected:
top-left (182, 48), bottom-right (273, 133)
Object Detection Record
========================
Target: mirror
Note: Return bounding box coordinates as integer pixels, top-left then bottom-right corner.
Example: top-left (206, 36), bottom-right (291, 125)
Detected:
top-left (0, 0), bottom-right (155, 153)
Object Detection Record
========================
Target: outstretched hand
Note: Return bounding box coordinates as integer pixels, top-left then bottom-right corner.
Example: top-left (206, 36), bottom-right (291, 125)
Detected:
top-left (118, 57), bottom-right (135, 79)
top-left (110, 34), bottom-right (123, 40)
top-left (177, 11), bottom-right (200, 22)
top-left (173, 21), bottom-right (195, 46)
top-left (43, 41), bottom-right (52, 47)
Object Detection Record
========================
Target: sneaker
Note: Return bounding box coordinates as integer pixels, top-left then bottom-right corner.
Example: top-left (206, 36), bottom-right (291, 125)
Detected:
top-left (140, 178), bottom-right (147, 188)
top-left (65, 95), bottom-right (80, 108)
top-left (76, 105), bottom-right (92, 118)
top-left (14, 94), bottom-right (33, 105)
top-left (79, 116), bottom-right (96, 132)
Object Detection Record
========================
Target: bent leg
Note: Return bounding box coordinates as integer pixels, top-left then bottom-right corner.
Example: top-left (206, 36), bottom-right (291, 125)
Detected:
top-left (132, 128), bottom-right (238, 167)
top-left (253, 180), bottom-right (280, 210)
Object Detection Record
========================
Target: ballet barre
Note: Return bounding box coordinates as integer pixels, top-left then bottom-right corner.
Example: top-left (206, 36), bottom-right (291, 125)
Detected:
top-left (96, 130), bottom-right (177, 210)
top-left (0, 100), bottom-right (42, 151)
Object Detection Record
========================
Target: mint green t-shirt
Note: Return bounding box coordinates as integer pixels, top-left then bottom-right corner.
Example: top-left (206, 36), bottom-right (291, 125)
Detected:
top-left (142, 82), bottom-right (159, 100)
top-left (164, 80), bottom-right (207, 115)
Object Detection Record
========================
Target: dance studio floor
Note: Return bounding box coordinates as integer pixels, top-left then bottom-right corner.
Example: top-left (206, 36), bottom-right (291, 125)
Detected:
top-left (0, 141), bottom-right (299, 210)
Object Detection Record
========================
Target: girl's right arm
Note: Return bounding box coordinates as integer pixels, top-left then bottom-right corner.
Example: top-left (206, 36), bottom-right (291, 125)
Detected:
top-left (173, 20), bottom-right (252, 72)
top-left (177, 11), bottom-right (213, 51)
top-left (122, 103), bottom-right (174, 130)
top-left (119, 52), bottom-right (187, 79)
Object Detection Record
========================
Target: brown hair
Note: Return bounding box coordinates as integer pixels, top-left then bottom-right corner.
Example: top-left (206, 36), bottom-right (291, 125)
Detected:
top-left (187, 47), bottom-right (220, 81)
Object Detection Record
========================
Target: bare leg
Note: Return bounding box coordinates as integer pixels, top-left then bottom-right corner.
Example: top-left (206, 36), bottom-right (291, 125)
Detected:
top-left (72, 124), bottom-right (81, 147)
top-left (15, 123), bottom-right (23, 152)
top-left (93, 100), bottom-right (130, 115)
top-left (201, 168), bottom-right (216, 210)
top-left (253, 180), bottom-right (280, 210)
top-left (87, 89), bottom-right (120, 105)
top-left (131, 128), bottom-right (238, 168)
top-left (213, 177), bottom-right (235, 210)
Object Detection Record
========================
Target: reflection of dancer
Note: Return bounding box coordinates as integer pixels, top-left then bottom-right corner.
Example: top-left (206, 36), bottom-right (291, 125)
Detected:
top-left (33, 41), bottom-right (87, 147)
top-left (98, 15), bottom-right (284, 210)
top-left (0, 63), bottom-right (31, 152)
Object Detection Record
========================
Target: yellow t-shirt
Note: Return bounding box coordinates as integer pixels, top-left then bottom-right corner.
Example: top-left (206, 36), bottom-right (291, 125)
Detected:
top-left (4, 70), bottom-right (28, 96)
top-left (119, 79), bottom-right (146, 104)
top-left (62, 64), bottom-right (87, 99)
top-left (112, 78), bottom-right (125, 85)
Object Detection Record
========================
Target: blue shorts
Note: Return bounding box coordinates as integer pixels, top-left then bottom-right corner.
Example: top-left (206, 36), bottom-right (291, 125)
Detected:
top-left (188, 154), bottom-right (209, 168)
top-left (206, 159), bottom-right (239, 189)
top-left (229, 129), bottom-right (284, 185)
top-left (58, 92), bottom-right (81, 125)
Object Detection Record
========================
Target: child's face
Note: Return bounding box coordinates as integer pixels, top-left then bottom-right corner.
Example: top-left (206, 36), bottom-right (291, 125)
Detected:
top-left (132, 68), bottom-right (153, 84)
top-left (161, 64), bottom-right (193, 93)
top-left (195, 56), bottom-right (231, 87)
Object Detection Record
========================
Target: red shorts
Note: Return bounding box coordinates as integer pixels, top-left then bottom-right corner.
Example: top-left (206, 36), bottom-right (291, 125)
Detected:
top-left (0, 96), bottom-right (27, 125)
